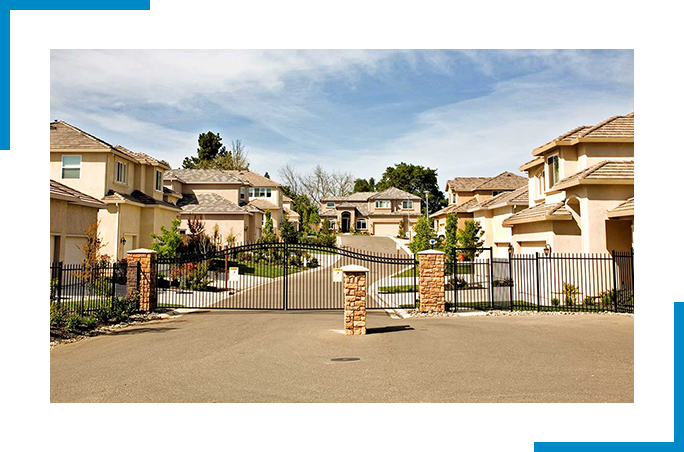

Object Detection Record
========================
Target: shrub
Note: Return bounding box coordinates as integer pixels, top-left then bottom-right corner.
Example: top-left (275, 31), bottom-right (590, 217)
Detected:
top-left (551, 297), bottom-right (561, 307)
top-left (583, 297), bottom-right (595, 307)
top-left (81, 316), bottom-right (99, 329)
top-left (562, 282), bottom-right (579, 306)
top-left (65, 315), bottom-right (83, 332)
top-left (92, 276), bottom-right (112, 297)
top-left (288, 254), bottom-right (302, 267)
top-left (307, 257), bottom-right (319, 268)
top-left (493, 278), bottom-right (513, 287)
top-left (50, 303), bottom-right (67, 328)
top-left (109, 297), bottom-right (136, 323)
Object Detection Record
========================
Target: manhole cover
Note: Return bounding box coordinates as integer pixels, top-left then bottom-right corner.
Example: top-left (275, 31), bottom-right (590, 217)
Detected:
top-left (330, 357), bottom-right (360, 362)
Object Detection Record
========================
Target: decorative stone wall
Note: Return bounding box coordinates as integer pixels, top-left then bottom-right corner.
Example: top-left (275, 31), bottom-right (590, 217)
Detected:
top-left (126, 249), bottom-right (157, 312)
top-left (418, 250), bottom-right (445, 312)
top-left (341, 265), bottom-right (369, 335)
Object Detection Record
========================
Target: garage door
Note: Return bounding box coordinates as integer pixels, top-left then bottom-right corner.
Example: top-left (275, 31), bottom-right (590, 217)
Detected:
top-left (64, 237), bottom-right (85, 265)
top-left (518, 241), bottom-right (547, 255)
top-left (373, 223), bottom-right (399, 237)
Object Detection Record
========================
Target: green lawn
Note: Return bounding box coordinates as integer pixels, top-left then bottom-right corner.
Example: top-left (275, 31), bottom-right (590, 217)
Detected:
top-left (392, 264), bottom-right (472, 278)
top-left (391, 268), bottom-right (418, 278)
top-left (378, 284), bottom-right (417, 294)
top-left (217, 260), bottom-right (305, 278)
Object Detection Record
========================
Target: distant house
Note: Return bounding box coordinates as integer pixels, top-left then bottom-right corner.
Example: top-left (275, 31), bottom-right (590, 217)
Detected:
top-left (164, 169), bottom-right (263, 245)
top-left (50, 121), bottom-right (181, 260)
top-left (50, 179), bottom-right (107, 264)
top-left (281, 195), bottom-right (301, 230)
top-left (430, 171), bottom-right (527, 237)
top-left (504, 112), bottom-right (634, 254)
top-left (319, 187), bottom-right (422, 236)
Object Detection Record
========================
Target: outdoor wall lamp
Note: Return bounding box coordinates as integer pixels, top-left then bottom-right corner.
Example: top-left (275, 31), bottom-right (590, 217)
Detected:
top-left (508, 243), bottom-right (514, 255)
top-left (543, 244), bottom-right (552, 256)
top-left (120, 237), bottom-right (126, 245)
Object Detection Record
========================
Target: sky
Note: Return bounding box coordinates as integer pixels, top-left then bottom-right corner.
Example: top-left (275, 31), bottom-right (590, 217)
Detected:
top-left (50, 49), bottom-right (634, 189)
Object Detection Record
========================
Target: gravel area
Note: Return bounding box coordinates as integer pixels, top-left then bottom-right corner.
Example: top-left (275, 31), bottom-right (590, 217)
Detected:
top-left (406, 309), bottom-right (634, 318)
top-left (50, 311), bottom-right (178, 348)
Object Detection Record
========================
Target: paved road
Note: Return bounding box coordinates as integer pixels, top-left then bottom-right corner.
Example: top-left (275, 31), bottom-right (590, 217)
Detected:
top-left (51, 311), bottom-right (633, 402)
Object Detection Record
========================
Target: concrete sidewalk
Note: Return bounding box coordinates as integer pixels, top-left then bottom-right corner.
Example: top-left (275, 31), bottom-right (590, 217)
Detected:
top-left (50, 311), bottom-right (633, 403)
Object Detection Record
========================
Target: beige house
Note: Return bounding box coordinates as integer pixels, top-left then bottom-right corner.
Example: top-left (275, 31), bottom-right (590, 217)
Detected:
top-left (50, 179), bottom-right (107, 264)
top-left (319, 187), bottom-right (421, 236)
top-left (50, 121), bottom-right (181, 261)
top-left (164, 169), bottom-right (263, 244)
top-left (466, 186), bottom-right (529, 257)
top-left (281, 195), bottom-right (301, 230)
top-left (504, 112), bottom-right (635, 254)
top-left (431, 171), bottom-right (527, 236)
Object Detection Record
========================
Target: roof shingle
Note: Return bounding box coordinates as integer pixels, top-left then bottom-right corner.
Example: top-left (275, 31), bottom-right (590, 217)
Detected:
top-left (552, 160), bottom-right (634, 191)
top-left (50, 179), bottom-right (107, 208)
top-left (502, 202), bottom-right (573, 226)
top-left (177, 193), bottom-right (251, 214)
top-left (164, 169), bottom-right (249, 185)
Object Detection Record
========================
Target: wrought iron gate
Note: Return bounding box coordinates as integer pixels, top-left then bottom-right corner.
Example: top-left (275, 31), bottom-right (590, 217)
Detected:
top-left (448, 247), bottom-right (494, 311)
top-left (156, 243), bottom-right (417, 310)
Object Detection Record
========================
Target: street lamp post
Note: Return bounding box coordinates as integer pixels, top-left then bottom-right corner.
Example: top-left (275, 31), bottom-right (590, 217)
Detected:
top-left (424, 190), bottom-right (430, 218)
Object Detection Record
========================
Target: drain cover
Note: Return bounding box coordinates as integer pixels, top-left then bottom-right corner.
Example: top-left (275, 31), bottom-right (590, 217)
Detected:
top-left (330, 357), bottom-right (360, 362)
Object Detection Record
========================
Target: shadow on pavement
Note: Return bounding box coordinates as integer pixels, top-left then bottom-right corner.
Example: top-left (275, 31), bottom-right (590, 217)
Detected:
top-left (107, 327), bottom-right (180, 336)
top-left (366, 325), bottom-right (414, 335)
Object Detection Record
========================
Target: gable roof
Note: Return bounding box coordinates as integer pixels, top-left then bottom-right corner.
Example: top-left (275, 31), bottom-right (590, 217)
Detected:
top-left (551, 160), bottom-right (634, 191)
top-left (446, 177), bottom-right (491, 192)
top-left (429, 198), bottom-right (479, 218)
top-left (446, 171), bottom-right (526, 193)
top-left (225, 170), bottom-right (280, 188)
top-left (606, 198), bottom-right (634, 219)
top-left (532, 112), bottom-right (634, 156)
top-left (248, 198), bottom-right (279, 211)
top-left (468, 186), bottom-right (529, 212)
top-left (164, 169), bottom-right (250, 185)
top-left (369, 187), bottom-right (421, 201)
top-left (50, 179), bottom-right (107, 208)
top-left (50, 121), bottom-right (171, 169)
top-left (502, 202), bottom-right (573, 227)
top-left (519, 156), bottom-right (544, 172)
top-left (177, 193), bottom-right (253, 214)
top-left (103, 190), bottom-right (180, 210)
top-left (322, 188), bottom-right (420, 203)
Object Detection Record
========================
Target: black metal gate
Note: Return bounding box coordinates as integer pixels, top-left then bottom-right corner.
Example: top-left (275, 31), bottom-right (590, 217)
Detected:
top-left (448, 247), bottom-right (495, 311)
top-left (156, 243), bottom-right (417, 310)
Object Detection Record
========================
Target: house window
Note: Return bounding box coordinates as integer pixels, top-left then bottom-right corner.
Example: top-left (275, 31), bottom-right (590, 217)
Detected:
top-left (401, 200), bottom-right (413, 210)
top-left (547, 154), bottom-right (559, 189)
top-left (249, 187), bottom-right (272, 198)
top-left (155, 170), bottom-right (163, 191)
top-left (375, 200), bottom-right (391, 209)
top-left (356, 218), bottom-right (367, 230)
top-left (116, 161), bottom-right (128, 184)
top-left (326, 202), bottom-right (335, 208)
top-left (492, 191), bottom-right (502, 197)
top-left (240, 187), bottom-right (245, 200)
top-left (61, 155), bottom-right (81, 179)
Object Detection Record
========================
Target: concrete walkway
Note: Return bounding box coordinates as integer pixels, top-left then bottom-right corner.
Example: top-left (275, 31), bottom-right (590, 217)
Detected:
top-left (51, 311), bottom-right (633, 403)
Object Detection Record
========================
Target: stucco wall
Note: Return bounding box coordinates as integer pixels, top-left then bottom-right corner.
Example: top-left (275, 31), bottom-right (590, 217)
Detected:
top-left (180, 213), bottom-right (249, 245)
top-left (183, 183), bottom-right (243, 205)
top-left (50, 152), bottom-right (108, 198)
top-left (50, 198), bottom-right (101, 262)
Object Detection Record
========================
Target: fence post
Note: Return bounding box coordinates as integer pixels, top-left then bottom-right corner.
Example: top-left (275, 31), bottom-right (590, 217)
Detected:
top-left (417, 250), bottom-right (446, 312)
top-left (612, 250), bottom-right (618, 313)
top-left (126, 249), bottom-right (157, 312)
top-left (535, 252), bottom-right (541, 312)
top-left (224, 251), bottom-right (228, 290)
top-left (488, 248), bottom-right (494, 310)
top-left (283, 242), bottom-right (288, 310)
top-left (508, 254), bottom-right (514, 311)
top-left (56, 261), bottom-right (63, 305)
top-left (453, 249), bottom-right (458, 312)
top-left (111, 262), bottom-right (117, 300)
top-left (341, 265), bottom-right (369, 335)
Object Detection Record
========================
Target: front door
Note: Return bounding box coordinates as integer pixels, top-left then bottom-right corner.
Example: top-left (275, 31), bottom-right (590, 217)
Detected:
top-left (340, 212), bottom-right (351, 233)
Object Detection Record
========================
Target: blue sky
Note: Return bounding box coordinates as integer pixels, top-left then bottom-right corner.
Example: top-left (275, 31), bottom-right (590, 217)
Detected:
top-left (50, 50), bottom-right (633, 189)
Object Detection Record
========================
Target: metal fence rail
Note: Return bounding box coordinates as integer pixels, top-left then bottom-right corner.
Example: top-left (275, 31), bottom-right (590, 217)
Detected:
top-left (449, 248), bottom-right (634, 313)
top-left (50, 261), bottom-right (139, 316)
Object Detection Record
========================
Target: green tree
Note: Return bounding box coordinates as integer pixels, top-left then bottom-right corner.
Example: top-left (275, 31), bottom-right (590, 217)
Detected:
top-left (308, 211), bottom-right (320, 229)
top-left (281, 185), bottom-right (319, 233)
top-left (409, 216), bottom-right (435, 254)
top-left (260, 211), bottom-right (277, 244)
top-left (182, 133), bottom-right (249, 170)
top-left (150, 218), bottom-right (183, 258)
top-left (456, 220), bottom-right (485, 261)
top-left (443, 213), bottom-right (459, 260)
top-left (376, 162), bottom-right (446, 214)
top-left (397, 218), bottom-right (407, 239)
top-left (279, 216), bottom-right (298, 244)
top-left (264, 172), bottom-right (270, 179)
top-left (353, 177), bottom-right (376, 193)
top-left (318, 219), bottom-right (336, 247)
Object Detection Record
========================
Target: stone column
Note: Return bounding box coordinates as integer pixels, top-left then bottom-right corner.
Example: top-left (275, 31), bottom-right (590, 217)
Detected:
top-left (341, 265), bottom-right (369, 335)
top-left (418, 249), bottom-right (445, 312)
top-left (126, 249), bottom-right (157, 312)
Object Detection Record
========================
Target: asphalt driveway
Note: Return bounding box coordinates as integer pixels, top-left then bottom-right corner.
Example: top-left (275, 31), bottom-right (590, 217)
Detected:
top-left (50, 311), bottom-right (633, 403)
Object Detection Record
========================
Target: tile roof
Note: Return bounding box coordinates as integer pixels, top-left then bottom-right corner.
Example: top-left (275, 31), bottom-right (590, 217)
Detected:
top-left (502, 202), bottom-right (573, 226)
top-left (519, 156), bottom-right (544, 172)
top-left (369, 187), bottom-right (422, 201)
top-left (429, 198), bottom-right (479, 218)
top-left (177, 193), bottom-right (252, 214)
top-left (319, 208), bottom-right (337, 217)
top-left (50, 121), bottom-right (170, 169)
top-left (446, 177), bottom-right (491, 192)
top-left (164, 169), bottom-right (250, 185)
top-left (552, 160), bottom-right (634, 191)
top-left (224, 170), bottom-right (280, 187)
top-left (284, 208), bottom-right (300, 219)
top-left (282, 195), bottom-right (293, 202)
top-left (163, 186), bottom-right (182, 197)
top-left (50, 179), bottom-right (106, 208)
top-left (103, 190), bottom-right (180, 210)
top-left (468, 186), bottom-right (529, 211)
top-left (322, 192), bottom-right (376, 202)
top-left (248, 198), bottom-right (279, 211)
top-left (472, 172), bottom-right (527, 191)
top-left (607, 198), bottom-right (634, 218)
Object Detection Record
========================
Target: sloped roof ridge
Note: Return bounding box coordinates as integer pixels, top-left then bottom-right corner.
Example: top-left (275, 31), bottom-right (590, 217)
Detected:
top-left (51, 120), bottom-right (114, 149)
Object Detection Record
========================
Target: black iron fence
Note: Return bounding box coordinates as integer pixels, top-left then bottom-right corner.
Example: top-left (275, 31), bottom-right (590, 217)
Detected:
top-left (448, 248), bottom-right (634, 313)
top-left (50, 261), bottom-right (139, 316)
top-left (156, 242), bottom-right (418, 310)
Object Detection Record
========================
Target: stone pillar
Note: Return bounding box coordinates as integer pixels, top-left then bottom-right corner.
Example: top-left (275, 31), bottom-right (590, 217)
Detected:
top-left (341, 265), bottom-right (369, 335)
top-left (126, 249), bottom-right (157, 312)
top-left (418, 250), bottom-right (445, 312)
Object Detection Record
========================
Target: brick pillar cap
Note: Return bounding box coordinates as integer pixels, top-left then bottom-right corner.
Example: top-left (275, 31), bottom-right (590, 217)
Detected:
top-left (126, 248), bottom-right (157, 255)
top-left (417, 249), bottom-right (444, 255)
top-left (340, 264), bottom-right (369, 273)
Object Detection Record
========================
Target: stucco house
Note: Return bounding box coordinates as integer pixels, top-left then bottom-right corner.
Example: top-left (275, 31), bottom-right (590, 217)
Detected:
top-left (319, 187), bottom-right (421, 236)
top-left (281, 195), bottom-right (301, 230)
top-left (503, 112), bottom-right (634, 254)
top-left (431, 171), bottom-right (527, 237)
top-left (50, 121), bottom-right (181, 261)
top-left (164, 169), bottom-right (264, 244)
top-left (465, 185), bottom-right (529, 257)
top-left (50, 179), bottom-right (108, 264)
